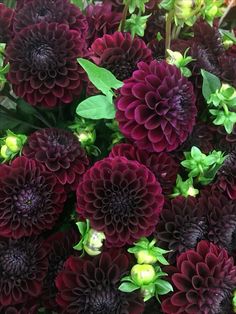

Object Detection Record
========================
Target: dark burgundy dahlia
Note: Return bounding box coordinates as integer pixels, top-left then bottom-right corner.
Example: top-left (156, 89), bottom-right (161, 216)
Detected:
top-left (42, 230), bottom-right (79, 311)
top-left (76, 157), bottom-right (164, 247)
top-left (0, 156), bottom-right (66, 238)
top-left (110, 143), bottom-right (179, 194)
top-left (0, 4), bottom-right (14, 43)
top-left (85, 3), bottom-right (122, 47)
top-left (6, 22), bottom-right (85, 108)
top-left (56, 249), bottom-right (144, 313)
top-left (0, 301), bottom-right (38, 314)
top-left (13, 0), bottom-right (88, 43)
top-left (90, 32), bottom-right (153, 81)
top-left (0, 237), bottom-right (48, 306)
top-left (23, 128), bottom-right (89, 190)
top-left (162, 240), bottom-right (236, 314)
top-left (116, 60), bottom-right (197, 152)
top-left (155, 196), bottom-right (207, 264)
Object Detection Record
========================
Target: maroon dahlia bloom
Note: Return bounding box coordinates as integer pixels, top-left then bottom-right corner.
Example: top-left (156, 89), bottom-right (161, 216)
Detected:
top-left (76, 157), bottom-right (164, 247)
top-left (110, 143), bottom-right (179, 194)
top-left (0, 4), bottom-right (14, 43)
top-left (6, 22), bottom-right (85, 108)
top-left (0, 237), bottom-right (48, 306)
top-left (0, 301), bottom-right (38, 314)
top-left (90, 31), bottom-right (153, 81)
top-left (162, 240), bottom-right (236, 314)
top-left (0, 156), bottom-right (66, 238)
top-left (56, 249), bottom-right (144, 313)
top-left (13, 0), bottom-right (88, 43)
top-left (85, 3), bottom-right (122, 47)
top-left (155, 196), bottom-right (207, 264)
top-left (42, 230), bottom-right (79, 311)
top-left (116, 60), bottom-right (197, 152)
top-left (23, 128), bottom-right (89, 190)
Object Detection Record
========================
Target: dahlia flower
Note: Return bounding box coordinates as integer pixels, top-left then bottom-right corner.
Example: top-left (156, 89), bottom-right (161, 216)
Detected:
top-left (56, 249), bottom-right (144, 313)
top-left (22, 128), bottom-right (89, 190)
top-left (0, 156), bottom-right (66, 238)
top-left (0, 4), bottom-right (14, 43)
top-left (76, 157), bottom-right (164, 247)
top-left (116, 60), bottom-right (197, 152)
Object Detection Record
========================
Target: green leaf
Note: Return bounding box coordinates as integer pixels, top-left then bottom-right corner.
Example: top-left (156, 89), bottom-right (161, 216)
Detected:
top-left (201, 69), bottom-right (221, 101)
top-left (78, 58), bottom-right (123, 101)
top-left (220, 29), bottom-right (236, 44)
top-left (159, 0), bottom-right (175, 11)
top-left (155, 280), bottom-right (173, 295)
top-left (125, 14), bottom-right (151, 38)
top-left (76, 95), bottom-right (116, 120)
top-left (154, 254), bottom-right (169, 266)
top-left (118, 282), bottom-right (140, 293)
top-left (76, 221), bottom-right (87, 236)
top-left (73, 240), bottom-right (83, 251)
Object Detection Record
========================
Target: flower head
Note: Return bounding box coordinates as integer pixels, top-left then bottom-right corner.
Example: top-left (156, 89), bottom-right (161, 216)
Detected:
top-left (6, 22), bottom-right (85, 108)
top-left (116, 60), bottom-right (197, 152)
top-left (90, 31), bottom-right (153, 81)
top-left (162, 240), bottom-right (236, 314)
top-left (0, 4), bottom-right (14, 43)
top-left (0, 237), bottom-right (48, 306)
top-left (23, 128), bottom-right (89, 190)
top-left (0, 156), bottom-right (66, 238)
top-left (56, 249), bottom-right (144, 313)
top-left (76, 156), bottom-right (164, 247)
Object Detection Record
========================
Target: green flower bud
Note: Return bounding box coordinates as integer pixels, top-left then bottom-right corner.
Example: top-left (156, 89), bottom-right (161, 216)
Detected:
top-left (78, 130), bottom-right (96, 146)
top-left (83, 228), bottom-right (105, 256)
top-left (5, 136), bottom-right (22, 153)
top-left (135, 250), bottom-right (158, 265)
top-left (174, 0), bottom-right (203, 20)
top-left (141, 285), bottom-right (156, 301)
top-left (131, 264), bottom-right (156, 286)
top-left (1, 145), bottom-right (12, 160)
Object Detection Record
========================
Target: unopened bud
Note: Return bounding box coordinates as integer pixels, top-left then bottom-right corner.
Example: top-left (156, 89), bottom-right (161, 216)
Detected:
top-left (84, 228), bottom-right (105, 256)
top-left (131, 264), bottom-right (156, 286)
top-left (1, 145), bottom-right (12, 160)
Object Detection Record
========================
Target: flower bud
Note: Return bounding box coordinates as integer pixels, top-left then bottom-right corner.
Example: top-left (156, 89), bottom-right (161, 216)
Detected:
top-left (141, 285), bottom-right (155, 300)
top-left (131, 264), bottom-right (156, 286)
top-left (174, 0), bottom-right (203, 21)
top-left (0, 145), bottom-right (12, 160)
top-left (135, 250), bottom-right (158, 264)
top-left (84, 228), bottom-right (105, 256)
top-left (5, 136), bottom-right (22, 153)
top-left (78, 129), bottom-right (96, 147)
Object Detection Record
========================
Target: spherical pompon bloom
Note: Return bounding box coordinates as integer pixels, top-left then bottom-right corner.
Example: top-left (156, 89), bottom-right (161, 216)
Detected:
top-left (13, 0), bottom-right (88, 43)
top-left (116, 60), bottom-right (197, 153)
top-left (0, 3), bottom-right (14, 43)
top-left (76, 157), bottom-right (164, 247)
top-left (0, 237), bottom-right (48, 306)
top-left (0, 156), bottom-right (66, 238)
top-left (22, 128), bottom-right (89, 190)
top-left (6, 22), bottom-right (85, 108)
top-left (56, 249), bottom-right (144, 313)
top-left (110, 143), bottom-right (179, 195)
top-left (162, 240), bottom-right (236, 314)
top-left (90, 32), bottom-right (153, 81)
top-left (155, 196), bottom-right (207, 264)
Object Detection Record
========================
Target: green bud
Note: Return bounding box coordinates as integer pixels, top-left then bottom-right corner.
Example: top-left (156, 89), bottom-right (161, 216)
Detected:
top-left (5, 136), bottom-right (22, 153)
top-left (78, 130), bottom-right (96, 147)
top-left (141, 285), bottom-right (156, 301)
top-left (174, 0), bottom-right (203, 20)
top-left (131, 264), bottom-right (156, 286)
top-left (135, 250), bottom-right (158, 265)
top-left (84, 228), bottom-right (105, 256)
top-left (1, 145), bottom-right (12, 160)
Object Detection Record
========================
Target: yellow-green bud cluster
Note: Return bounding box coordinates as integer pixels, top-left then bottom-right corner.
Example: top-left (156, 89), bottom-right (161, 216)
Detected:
top-left (0, 131), bottom-right (27, 162)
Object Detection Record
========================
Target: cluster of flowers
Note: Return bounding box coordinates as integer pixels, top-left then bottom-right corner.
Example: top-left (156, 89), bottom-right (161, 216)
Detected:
top-left (0, 0), bottom-right (236, 313)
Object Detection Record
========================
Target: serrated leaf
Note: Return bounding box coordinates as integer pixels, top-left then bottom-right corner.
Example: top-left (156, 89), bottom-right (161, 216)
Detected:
top-left (118, 282), bottom-right (140, 293)
top-left (76, 95), bottom-right (116, 120)
top-left (201, 69), bottom-right (221, 101)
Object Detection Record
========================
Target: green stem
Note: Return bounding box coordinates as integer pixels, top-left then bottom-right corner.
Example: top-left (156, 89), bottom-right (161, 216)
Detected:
top-left (219, 0), bottom-right (234, 27)
top-left (165, 11), bottom-right (174, 57)
top-left (119, 0), bottom-right (130, 32)
top-left (222, 102), bottom-right (229, 115)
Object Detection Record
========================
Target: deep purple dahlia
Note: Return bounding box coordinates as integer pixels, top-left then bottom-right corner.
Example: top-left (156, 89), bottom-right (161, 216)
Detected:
top-left (155, 196), bottom-right (207, 264)
top-left (116, 60), bottom-right (197, 153)
top-left (0, 237), bottom-right (48, 306)
top-left (76, 156), bottom-right (164, 247)
top-left (13, 0), bottom-right (88, 43)
top-left (16, 0), bottom-right (32, 11)
top-left (110, 143), bottom-right (179, 195)
top-left (162, 240), bottom-right (236, 314)
top-left (0, 301), bottom-right (38, 314)
top-left (0, 4), bottom-right (14, 43)
top-left (0, 156), bottom-right (66, 238)
top-left (56, 249), bottom-right (144, 313)
top-left (6, 22), bottom-right (85, 108)
top-left (42, 229), bottom-right (79, 311)
top-left (90, 31), bottom-right (153, 81)
top-left (22, 128), bottom-right (89, 190)
top-left (85, 3), bottom-right (122, 47)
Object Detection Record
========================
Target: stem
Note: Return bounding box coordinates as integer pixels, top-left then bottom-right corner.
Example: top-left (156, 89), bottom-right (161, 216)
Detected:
top-left (219, 0), bottom-right (234, 27)
top-left (165, 11), bottom-right (174, 57)
top-left (119, 0), bottom-right (130, 32)
top-left (222, 102), bottom-right (229, 115)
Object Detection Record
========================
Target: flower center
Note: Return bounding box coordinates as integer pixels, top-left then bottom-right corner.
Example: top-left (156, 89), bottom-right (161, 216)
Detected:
top-left (0, 247), bottom-right (29, 277)
top-left (13, 186), bottom-right (43, 216)
top-left (35, 7), bottom-right (53, 21)
top-left (105, 59), bottom-right (136, 81)
top-left (30, 43), bottom-right (56, 71)
top-left (179, 219), bottom-right (207, 249)
top-left (89, 287), bottom-right (121, 313)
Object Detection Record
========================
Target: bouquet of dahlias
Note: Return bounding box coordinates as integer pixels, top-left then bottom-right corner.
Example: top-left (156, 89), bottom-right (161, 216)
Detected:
top-left (0, 0), bottom-right (236, 313)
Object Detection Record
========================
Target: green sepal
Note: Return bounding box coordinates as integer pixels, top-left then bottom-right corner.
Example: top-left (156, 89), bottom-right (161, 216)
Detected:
top-left (118, 282), bottom-right (140, 293)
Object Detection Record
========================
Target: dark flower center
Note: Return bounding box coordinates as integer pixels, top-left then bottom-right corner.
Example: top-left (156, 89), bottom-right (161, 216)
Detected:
top-left (89, 287), bottom-right (121, 313)
top-left (0, 247), bottom-right (29, 277)
top-left (105, 59), bottom-right (136, 81)
top-left (36, 7), bottom-right (53, 20)
top-left (30, 43), bottom-right (56, 70)
top-left (47, 134), bottom-right (69, 151)
top-left (179, 219), bottom-right (207, 249)
top-left (13, 186), bottom-right (43, 216)
top-left (207, 289), bottom-right (232, 314)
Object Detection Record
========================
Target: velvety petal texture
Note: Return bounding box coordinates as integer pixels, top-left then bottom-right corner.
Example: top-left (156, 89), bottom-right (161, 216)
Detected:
top-left (162, 240), bottom-right (236, 314)
top-left (0, 156), bottom-right (66, 238)
top-left (76, 156), bottom-right (164, 247)
top-left (0, 3), bottom-right (14, 43)
top-left (22, 128), bottom-right (89, 190)
top-left (6, 22), bottom-right (85, 108)
top-left (0, 237), bottom-right (48, 306)
top-left (116, 60), bottom-right (197, 152)
top-left (90, 31), bottom-right (153, 81)
top-left (56, 249), bottom-right (144, 313)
